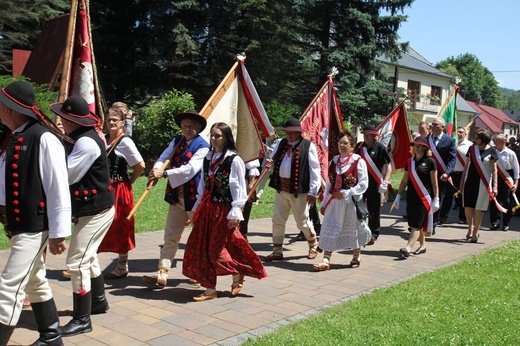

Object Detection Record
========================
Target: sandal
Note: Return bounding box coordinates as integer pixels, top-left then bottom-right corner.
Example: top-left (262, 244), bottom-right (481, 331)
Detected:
top-left (313, 262), bottom-right (330, 271)
top-left (231, 275), bottom-right (244, 296)
top-left (193, 291), bottom-right (218, 302)
top-left (263, 253), bottom-right (284, 261)
top-left (307, 241), bottom-right (319, 259)
top-left (349, 259), bottom-right (361, 268)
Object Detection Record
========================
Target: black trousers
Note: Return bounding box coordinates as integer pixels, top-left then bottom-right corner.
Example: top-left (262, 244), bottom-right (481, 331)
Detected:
top-left (489, 173), bottom-right (514, 227)
top-left (445, 171), bottom-right (466, 221)
top-left (363, 183), bottom-right (381, 235)
top-left (434, 180), bottom-right (451, 224)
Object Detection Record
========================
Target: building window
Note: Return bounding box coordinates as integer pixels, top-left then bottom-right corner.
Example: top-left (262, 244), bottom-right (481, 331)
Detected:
top-left (407, 80), bottom-right (421, 110)
top-left (430, 86), bottom-right (442, 105)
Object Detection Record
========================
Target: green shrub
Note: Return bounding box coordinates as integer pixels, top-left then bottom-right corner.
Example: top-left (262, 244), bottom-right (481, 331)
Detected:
top-left (133, 89), bottom-right (195, 161)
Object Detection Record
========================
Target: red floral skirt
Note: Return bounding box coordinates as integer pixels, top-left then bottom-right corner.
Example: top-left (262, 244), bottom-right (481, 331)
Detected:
top-left (98, 180), bottom-right (136, 254)
top-left (182, 193), bottom-right (267, 289)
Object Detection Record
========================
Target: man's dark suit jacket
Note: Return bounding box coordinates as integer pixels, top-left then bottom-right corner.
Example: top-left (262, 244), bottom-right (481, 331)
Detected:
top-left (428, 133), bottom-right (456, 175)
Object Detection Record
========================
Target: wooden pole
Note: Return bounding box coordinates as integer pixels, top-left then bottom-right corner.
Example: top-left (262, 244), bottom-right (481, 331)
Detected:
top-left (58, 0), bottom-right (78, 102)
top-left (126, 138), bottom-right (185, 220)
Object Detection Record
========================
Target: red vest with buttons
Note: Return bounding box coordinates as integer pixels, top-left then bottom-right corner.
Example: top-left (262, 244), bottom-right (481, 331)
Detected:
top-left (5, 121), bottom-right (58, 232)
top-left (68, 128), bottom-right (115, 217)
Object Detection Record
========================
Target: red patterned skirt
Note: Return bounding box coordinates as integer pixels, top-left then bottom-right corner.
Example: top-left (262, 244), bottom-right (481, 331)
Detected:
top-left (182, 193), bottom-right (267, 289)
top-left (98, 180), bottom-right (136, 254)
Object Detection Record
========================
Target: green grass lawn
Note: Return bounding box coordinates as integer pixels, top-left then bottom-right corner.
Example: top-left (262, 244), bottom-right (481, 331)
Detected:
top-left (0, 176), bottom-right (278, 249)
top-left (244, 240), bottom-right (520, 346)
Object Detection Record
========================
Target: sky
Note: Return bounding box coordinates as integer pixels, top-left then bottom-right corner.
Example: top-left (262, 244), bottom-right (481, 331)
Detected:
top-left (396, 0), bottom-right (520, 91)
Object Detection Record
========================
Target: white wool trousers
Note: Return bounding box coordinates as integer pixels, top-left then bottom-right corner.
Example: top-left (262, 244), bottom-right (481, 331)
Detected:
top-left (67, 207), bottom-right (115, 293)
top-left (0, 232), bottom-right (53, 326)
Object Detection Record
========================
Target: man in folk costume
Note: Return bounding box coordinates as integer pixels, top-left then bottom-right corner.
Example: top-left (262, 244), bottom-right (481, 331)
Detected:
top-left (427, 117), bottom-right (456, 229)
top-left (143, 111), bottom-right (210, 288)
top-left (50, 96), bottom-right (116, 337)
top-left (354, 125), bottom-right (392, 242)
top-left (0, 81), bottom-right (71, 345)
top-left (489, 134), bottom-right (519, 231)
top-left (263, 118), bottom-right (320, 261)
top-left (446, 126), bottom-right (472, 224)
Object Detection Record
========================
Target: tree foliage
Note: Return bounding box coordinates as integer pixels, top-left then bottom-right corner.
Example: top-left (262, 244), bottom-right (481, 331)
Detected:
top-left (0, 0), bottom-right (69, 73)
top-left (88, 0), bottom-right (413, 125)
top-left (133, 89), bottom-right (195, 160)
top-left (436, 53), bottom-right (505, 108)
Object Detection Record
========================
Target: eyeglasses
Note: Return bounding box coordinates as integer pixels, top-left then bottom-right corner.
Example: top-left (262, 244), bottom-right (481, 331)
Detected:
top-left (431, 123), bottom-right (441, 126)
top-left (107, 118), bottom-right (123, 123)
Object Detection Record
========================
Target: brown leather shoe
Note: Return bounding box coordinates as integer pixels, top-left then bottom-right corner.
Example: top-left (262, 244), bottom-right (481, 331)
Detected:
top-left (142, 274), bottom-right (166, 288)
top-left (193, 292), bottom-right (218, 302)
top-left (263, 253), bottom-right (284, 261)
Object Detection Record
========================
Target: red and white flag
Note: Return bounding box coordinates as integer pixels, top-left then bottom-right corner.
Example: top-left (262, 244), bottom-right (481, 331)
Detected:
top-left (376, 99), bottom-right (411, 170)
top-left (61, 0), bottom-right (101, 116)
top-left (199, 55), bottom-right (275, 163)
top-left (299, 73), bottom-right (344, 182)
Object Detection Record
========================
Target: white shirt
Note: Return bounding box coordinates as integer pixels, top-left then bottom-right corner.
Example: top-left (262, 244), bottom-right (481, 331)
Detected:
top-left (272, 138), bottom-right (321, 197)
top-left (194, 150), bottom-right (247, 220)
top-left (321, 154), bottom-right (369, 207)
top-left (109, 136), bottom-right (143, 167)
top-left (454, 139), bottom-right (472, 172)
top-left (0, 122), bottom-right (71, 239)
top-left (496, 147), bottom-right (520, 179)
top-left (245, 159), bottom-right (260, 177)
top-left (154, 137), bottom-right (209, 189)
top-left (68, 136), bottom-right (101, 184)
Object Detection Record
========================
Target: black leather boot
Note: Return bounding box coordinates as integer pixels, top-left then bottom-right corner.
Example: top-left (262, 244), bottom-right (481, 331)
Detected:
top-left (59, 292), bottom-right (92, 337)
top-left (90, 275), bottom-right (109, 315)
top-left (0, 323), bottom-right (15, 346)
top-left (30, 298), bottom-right (63, 346)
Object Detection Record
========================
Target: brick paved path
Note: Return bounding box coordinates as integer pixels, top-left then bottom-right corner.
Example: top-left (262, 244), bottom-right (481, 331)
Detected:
top-left (4, 203), bottom-right (519, 345)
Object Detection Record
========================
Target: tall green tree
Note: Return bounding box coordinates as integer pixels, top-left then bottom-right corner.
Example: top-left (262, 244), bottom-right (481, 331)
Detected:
top-left (295, 0), bottom-right (414, 125)
top-left (0, 0), bottom-right (69, 74)
top-left (436, 53), bottom-right (505, 108)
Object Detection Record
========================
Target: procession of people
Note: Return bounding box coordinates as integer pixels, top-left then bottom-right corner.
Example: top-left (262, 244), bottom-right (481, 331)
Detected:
top-left (1, 79), bottom-right (519, 344)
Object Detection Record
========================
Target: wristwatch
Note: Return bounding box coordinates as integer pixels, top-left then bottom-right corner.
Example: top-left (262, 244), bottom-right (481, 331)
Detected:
top-left (163, 170), bottom-right (168, 179)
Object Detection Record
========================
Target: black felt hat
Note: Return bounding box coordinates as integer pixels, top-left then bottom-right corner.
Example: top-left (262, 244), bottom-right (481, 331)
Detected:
top-left (362, 124), bottom-right (379, 135)
top-left (280, 118), bottom-right (303, 132)
top-left (50, 96), bottom-right (98, 127)
top-left (0, 81), bottom-right (38, 119)
top-left (175, 110), bottom-right (207, 132)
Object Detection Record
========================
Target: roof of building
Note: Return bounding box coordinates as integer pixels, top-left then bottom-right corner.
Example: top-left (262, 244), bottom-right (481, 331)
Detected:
top-left (468, 101), bottom-right (518, 133)
top-left (503, 109), bottom-right (520, 122)
top-left (378, 46), bottom-right (453, 79)
top-left (456, 94), bottom-right (478, 114)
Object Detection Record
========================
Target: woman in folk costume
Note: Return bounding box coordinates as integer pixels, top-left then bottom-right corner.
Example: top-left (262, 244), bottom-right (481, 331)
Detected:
top-left (98, 106), bottom-right (145, 279)
top-left (183, 122), bottom-right (267, 301)
top-left (393, 136), bottom-right (439, 259)
top-left (313, 131), bottom-right (371, 270)
top-left (459, 129), bottom-right (499, 243)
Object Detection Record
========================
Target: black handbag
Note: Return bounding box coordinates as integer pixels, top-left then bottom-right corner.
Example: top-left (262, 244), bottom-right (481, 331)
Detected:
top-left (353, 196), bottom-right (369, 221)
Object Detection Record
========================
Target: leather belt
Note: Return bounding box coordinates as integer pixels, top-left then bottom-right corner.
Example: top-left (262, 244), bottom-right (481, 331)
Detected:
top-left (280, 178), bottom-right (291, 193)
top-left (176, 185), bottom-right (184, 198)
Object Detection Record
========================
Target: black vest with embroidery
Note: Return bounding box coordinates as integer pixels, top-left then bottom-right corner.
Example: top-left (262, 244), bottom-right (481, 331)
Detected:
top-left (5, 121), bottom-right (60, 232)
top-left (107, 136), bottom-right (130, 182)
top-left (203, 153), bottom-right (237, 204)
top-left (68, 128), bottom-right (115, 217)
top-left (268, 138), bottom-right (311, 193)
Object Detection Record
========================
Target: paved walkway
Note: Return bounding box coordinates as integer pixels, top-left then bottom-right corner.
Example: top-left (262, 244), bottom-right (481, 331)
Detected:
top-left (4, 203), bottom-right (519, 346)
